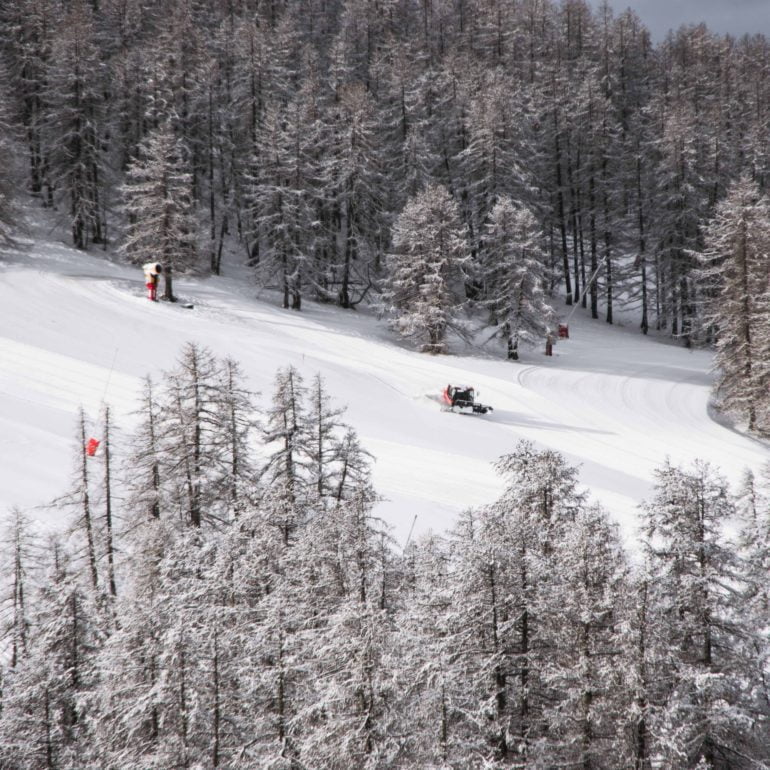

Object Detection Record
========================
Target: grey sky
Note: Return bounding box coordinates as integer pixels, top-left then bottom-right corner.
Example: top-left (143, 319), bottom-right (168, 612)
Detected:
top-left (592, 0), bottom-right (770, 42)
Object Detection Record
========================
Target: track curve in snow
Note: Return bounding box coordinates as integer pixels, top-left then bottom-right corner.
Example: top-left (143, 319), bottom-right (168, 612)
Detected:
top-left (2, 215), bottom-right (769, 547)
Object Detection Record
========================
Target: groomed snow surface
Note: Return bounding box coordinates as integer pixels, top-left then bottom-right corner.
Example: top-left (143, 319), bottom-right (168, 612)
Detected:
top-left (2, 207), bottom-right (768, 550)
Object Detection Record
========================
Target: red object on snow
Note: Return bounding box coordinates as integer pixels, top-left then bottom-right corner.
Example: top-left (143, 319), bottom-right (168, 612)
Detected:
top-left (558, 323), bottom-right (569, 339)
top-left (86, 438), bottom-right (100, 457)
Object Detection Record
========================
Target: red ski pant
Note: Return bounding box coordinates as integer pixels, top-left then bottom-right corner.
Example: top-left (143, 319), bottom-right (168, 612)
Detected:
top-left (146, 281), bottom-right (157, 300)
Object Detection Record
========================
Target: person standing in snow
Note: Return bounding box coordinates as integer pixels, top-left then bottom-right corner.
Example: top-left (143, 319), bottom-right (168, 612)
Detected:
top-left (143, 262), bottom-right (162, 301)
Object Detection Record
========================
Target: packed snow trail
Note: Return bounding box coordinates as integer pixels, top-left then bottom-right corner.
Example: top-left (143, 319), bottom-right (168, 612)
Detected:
top-left (1, 216), bottom-right (768, 548)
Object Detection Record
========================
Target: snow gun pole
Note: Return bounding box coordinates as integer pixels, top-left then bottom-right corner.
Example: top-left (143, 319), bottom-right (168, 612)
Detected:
top-left (403, 515), bottom-right (418, 551)
top-left (99, 347), bottom-right (119, 412)
top-left (563, 261), bottom-right (604, 328)
top-left (86, 348), bottom-right (119, 458)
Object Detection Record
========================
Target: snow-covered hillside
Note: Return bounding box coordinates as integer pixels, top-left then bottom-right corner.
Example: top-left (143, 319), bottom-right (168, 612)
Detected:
top-left (2, 209), bottom-right (768, 548)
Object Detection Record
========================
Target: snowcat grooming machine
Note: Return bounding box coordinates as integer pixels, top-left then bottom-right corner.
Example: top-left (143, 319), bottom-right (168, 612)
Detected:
top-left (441, 385), bottom-right (493, 415)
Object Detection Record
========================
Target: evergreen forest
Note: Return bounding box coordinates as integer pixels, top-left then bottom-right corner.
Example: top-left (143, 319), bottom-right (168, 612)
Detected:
top-left (0, 345), bottom-right (769, 768)
top-left (3, 0), bottom-right (770, 426)
top-left (2, 2), bottom-right (770, 766)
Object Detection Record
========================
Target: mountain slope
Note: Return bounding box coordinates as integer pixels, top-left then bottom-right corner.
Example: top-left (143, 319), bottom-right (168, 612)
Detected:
top-left (2, 209), bottom-right (768, 547)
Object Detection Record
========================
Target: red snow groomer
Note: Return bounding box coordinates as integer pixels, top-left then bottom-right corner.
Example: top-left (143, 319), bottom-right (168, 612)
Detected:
top-left (441, 385), bottom-right (493, 415)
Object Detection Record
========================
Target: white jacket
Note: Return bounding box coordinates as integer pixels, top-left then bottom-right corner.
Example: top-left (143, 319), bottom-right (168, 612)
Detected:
top-left (143, 262), bottom-right (162, 281)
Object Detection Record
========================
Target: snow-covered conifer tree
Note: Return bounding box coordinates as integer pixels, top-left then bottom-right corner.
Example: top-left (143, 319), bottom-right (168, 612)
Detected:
top-left (459, 78), bottom-right (521, 262)
top-left (293, 483), bottom-right (397, 768)
top-left (0, 62), bottom-right (19, 244)
top-left (383, 184), bottom-right (470, 353)
top-left (90, 512), bottom-right (175, 767)
top-left (442, 442), bottom-right (588, 765)
top-left (304, 373), bottom-right (347, 504)
top-left (482, 195), bottom-right (555, 359)
top-left (124, 376), bottom-right (164, 521)
top-left (215, 356), bottom-right (260, 520)
top-left (698, 175), bottom-right (770, 434)
top-left (0, 508), bottom-right (35, 669)
top-left (0, 539), bottom-right (103, 769)
top-left (640, 460), bottom-right (759, 768)
top-left (544, 503), bottom-right (630, 767)
top-left (652, 99), bottom-right (708, 343)
top-left (120, 120), bottom-right (198, 285)
top-left (0, 0), bottom-right (55, 202)
top-left (260, 365), bottom-right (311, 544)
top-left (734, 468), bottom-right (770, 758)
top-left (154, 343), bottom-right (233, 528)
top-left (391, 533), bottom-right (465, 766)
top-left (321, 80), bottom-right (387, 308)
top-left (44, 0), bottom-right (107, 249)
top-left (245, 68), bottom-right (318, 310)
top-left (55, 408), bottom-right (100, 592)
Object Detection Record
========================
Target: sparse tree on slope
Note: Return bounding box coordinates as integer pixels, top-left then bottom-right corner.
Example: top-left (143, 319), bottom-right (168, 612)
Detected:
top-left (154, 343), bottom-right (253, 529)
top-left (482, 195), bottom-right (555, 359)
top-left (383, 184), bottom-right (470, 353)
top-left (121, 120), bottom-right (198, 295)
top-left (698, 175), bottom-right (770, 434)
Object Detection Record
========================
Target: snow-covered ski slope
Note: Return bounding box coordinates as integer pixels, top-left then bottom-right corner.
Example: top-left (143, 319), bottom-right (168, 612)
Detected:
top-left (2, 211), bottom-right (769, 548)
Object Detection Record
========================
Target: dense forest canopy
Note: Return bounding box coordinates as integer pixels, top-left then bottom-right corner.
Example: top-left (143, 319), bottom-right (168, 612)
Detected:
top-left (2, 0), bottom-right (769, 340)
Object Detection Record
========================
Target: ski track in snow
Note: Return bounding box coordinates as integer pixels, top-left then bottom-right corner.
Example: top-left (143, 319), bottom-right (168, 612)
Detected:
top-left (2, 219), bottom-right (769, 548)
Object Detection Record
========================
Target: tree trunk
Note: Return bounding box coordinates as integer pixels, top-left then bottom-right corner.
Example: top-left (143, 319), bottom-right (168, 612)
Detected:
top-left (637, 157), bottom-right (649, 335)
top-left (79, 410), bottom-right (99, 591)
top-left (589, 168), bottom-right (598, 319)
top-left (162, 265), bottom-right (177, 302)
top-left (553, 108), bottom-right (573, 305)
top-left (103, 406), bottom-right (117, 597)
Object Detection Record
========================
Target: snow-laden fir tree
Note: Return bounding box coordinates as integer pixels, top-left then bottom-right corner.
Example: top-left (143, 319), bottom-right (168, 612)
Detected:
top-left (1, 0), bottom-right (55, 203)
top-left (43, 0), bottom-right (106, 249)
top-left (124, 376), bottom-right (165, 521)
top-left (698, 175), bottom-right (770, 434)
top-left (640, 459), bottom-right (760, 769)
top-left (543, 503), bottom-right (630, 768)
top-left (292, 482), bottom-right (398, 768)
top-left (304, 373), bottom-right (348, 504)
top-left (618, 571), bottom-right (664, 770)
top-left (259, 365), bottom-right (311, 544)
top-left (482, 195), bottom-right (555, 359)
top-left (120, 120), bottom-right (198, 292)
top-left (0, 508), bottom-right (35, 669)
top-left (383, 183), bottom-right (470, 353)
top-left (246, 97), bottom-right (316, 310)
top-left (320, 80), bottom-right (387, 308)
top-left (0, 538), bottom-right (104, 769)
top-left (90, 515), bottom-right (171, 767)
top-left (458, 77), bottom-right (521, 263)
top-left (652, 98), bottom-right (708, 343)
top-left (442, 441), bottom-right (588, 765)
top-left (391, 533), bottom-right (464, 767)
top-left (153, 343), bottom-right (256, 529)
top-left (0, 60), bottom-right (19, 244)
top-left (216, 356), bottom-right (261, 519)
top-left (734, 467), bottom-right (770, 755)
top-left (52, 408), bottom-right (101, 593)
